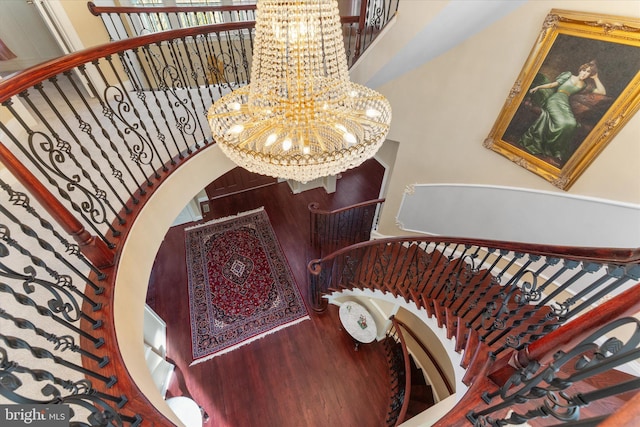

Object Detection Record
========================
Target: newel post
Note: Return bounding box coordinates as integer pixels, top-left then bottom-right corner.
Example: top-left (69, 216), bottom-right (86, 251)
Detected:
top-left (353, 0), bottom-right (368, 60)
top-left (0, 142), bottom-right (115, 268)
top-left (488, 280), bottom-right (640, 385)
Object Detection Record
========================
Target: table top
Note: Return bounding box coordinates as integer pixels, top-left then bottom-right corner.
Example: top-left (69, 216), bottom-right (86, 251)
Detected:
top-left (338, 301), bottom-right (377, 344)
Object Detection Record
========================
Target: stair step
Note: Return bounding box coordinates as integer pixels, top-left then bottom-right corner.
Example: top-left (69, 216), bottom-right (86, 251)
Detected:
top-left (462, 341), bottom-right (490, 386)
top-left (410, 384), bottom-right (435, 406)
top-left (406, 399), bottom-right (433, 418)
top-left (445, 307), bottom-right (456, 340)
top-left (461, 328), bottom-right (479, 369)
top-left (455, 316), bottom-right (468, 353)
top-left (433, 300), bottom-right (445, 328)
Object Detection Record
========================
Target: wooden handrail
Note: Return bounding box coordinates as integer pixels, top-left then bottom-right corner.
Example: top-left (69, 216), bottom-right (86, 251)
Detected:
top-left (393, 317), bottom-right (454, 396)
top-left (309, 236), bottom-right (640, 276)
top-left (0, 21), bottom-right (255, 103)
top-left (88, 1), bottom-right (359, 24)
top-left (354, 0), bottom-right (369, 58)
top-left (308, 198), bottom-right (385, 215)
top-left (88, 1), bottom-right (257, 16)
top-left (389, 316), bottom-right (412, 426)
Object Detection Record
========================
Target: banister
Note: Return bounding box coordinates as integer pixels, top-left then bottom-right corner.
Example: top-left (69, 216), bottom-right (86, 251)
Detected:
top-left (319, 238), bottom-right (640, 424)
top-left (393, 317), bottom-right (454, 396)
top-left (308, 236), bottom-right (640, 276)
top-left (88, 1), bottom-right (257, 16)
top-left (308, 198), bottom-right (385, 215)
top-left (488, 280), bottom-right (640, 385)
top-left (0, 20), bottom-right (246, 424)
top-left (354, 0), bottom-right (369, 58)
top-left (0, 141), bottom-right (115, 268)
top-left (88, 1), bottom-right (359, 24)
top-left (0, 21), bottom-right (255, 103)
top-left (389, 316), bottom-right (412, 426)
top-left (86, 0), bottom-right (398, 67)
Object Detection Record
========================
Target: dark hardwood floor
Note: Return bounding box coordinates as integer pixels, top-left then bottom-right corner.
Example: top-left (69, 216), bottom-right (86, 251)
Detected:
top-left (147, 159), bottom-right (392, 426)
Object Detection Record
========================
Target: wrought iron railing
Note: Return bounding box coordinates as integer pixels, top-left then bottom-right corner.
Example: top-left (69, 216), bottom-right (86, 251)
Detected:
top-left (1, 22), bottom-right (252, 244)
top-left (384, 316), bottom-right (411, 427)
top-left (309, 238), bottom-right (640, 424)
top-left (88, 1), bottom-right (257, 39)
top-left (87, 0), bottom-right (400, 67)
top-left (308, 198), bottom-right (384, 256)
top-left (394, 316), bottom-right (454, 398)
top-left (469, 316), bottom-right (640, 426)
top-left (0, 21), bottom-right (256, 425)
top-left (1, 6), bottom-right (639, 425)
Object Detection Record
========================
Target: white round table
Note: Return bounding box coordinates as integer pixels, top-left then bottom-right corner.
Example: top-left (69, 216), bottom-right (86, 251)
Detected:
top-left (339, 301), bottom-right (377, 350)
top-left (166, 396), bottom-right (203, 427)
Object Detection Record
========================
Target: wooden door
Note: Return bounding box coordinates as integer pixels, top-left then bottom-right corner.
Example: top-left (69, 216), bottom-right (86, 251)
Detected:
top-left (204, 167), bottom-right (277, 200)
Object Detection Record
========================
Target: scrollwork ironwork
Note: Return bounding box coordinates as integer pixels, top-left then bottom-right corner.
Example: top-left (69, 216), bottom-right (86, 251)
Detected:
top-left (472, 317), bottom-right (640, 426)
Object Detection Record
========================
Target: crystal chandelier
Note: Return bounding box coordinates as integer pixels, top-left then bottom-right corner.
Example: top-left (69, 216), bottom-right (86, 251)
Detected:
top-left (207, 0), bottom-right (392, 183)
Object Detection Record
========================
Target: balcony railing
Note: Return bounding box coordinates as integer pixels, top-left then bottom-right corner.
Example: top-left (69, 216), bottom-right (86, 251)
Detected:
top-left (309, 237), bottom-right (640, 425)
top-left (88, 0), bottom-right (400, 67)
top-left (1, 7), bottom-right (639, 426)
top-left (0, 20), bottom-right (256, 425)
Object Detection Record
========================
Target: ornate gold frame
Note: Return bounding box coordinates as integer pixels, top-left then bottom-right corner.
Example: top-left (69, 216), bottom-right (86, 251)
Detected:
top-left (484, 9), bottom-right (640, 190)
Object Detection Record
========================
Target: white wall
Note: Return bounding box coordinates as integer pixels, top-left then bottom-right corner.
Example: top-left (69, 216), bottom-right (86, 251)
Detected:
top-left (115, 145), bottom-right (235, 425)
top-left (352, 1), bottom-right (640, 236)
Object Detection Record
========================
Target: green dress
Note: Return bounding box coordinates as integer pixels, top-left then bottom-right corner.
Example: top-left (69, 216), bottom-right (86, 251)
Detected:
top-left (519, 71), bottom-right (586, 163)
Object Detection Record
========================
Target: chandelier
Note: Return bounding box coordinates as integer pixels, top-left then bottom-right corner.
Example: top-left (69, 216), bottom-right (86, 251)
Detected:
top-left (207, 0), bottom-right (392, 183)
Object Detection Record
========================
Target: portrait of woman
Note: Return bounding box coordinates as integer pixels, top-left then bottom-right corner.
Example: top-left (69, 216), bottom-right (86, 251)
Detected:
top-left (501, 33), bottom-right (639, 170)
top-left (487, 11), bottom-right (640, 190)
top-left (518, 60), bottom-right (606, 165)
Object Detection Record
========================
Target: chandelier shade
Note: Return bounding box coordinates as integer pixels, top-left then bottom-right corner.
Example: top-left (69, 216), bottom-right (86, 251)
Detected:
top-left (208, 0), bottom-right (391, 183)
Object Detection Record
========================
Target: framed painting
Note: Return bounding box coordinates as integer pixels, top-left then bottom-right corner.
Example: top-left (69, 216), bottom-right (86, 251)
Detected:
top-left (484, 9), bottom-right (640, 190)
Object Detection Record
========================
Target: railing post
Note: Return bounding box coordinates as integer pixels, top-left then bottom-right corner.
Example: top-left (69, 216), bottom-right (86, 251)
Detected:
top-left (353, 0), bottom-right (368, 60)
top-left (0, 142), bottom-right (115, 268)
top-left (488, 280), bottom-right (640, 385)
top-left (308, 259), bottom-right (328, 312)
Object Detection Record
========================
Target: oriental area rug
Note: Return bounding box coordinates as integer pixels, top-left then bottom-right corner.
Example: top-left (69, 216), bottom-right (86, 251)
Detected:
top-left (185, 207), bottom-right (309, 365)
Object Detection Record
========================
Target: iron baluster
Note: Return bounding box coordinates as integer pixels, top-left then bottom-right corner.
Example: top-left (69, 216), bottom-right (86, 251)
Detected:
top-left (47, 74), bottom-right (130, 222)
top-left (104, 55), bottom-right (165, 178)
top-left (90, 59), bottom-right (153, 193)
top-left (131, 46), bottom-right (188, 158)
top-left (1, 100), bottom-right (117, 245)
top-left (564, 264), bottom-right (640, 320)
top-left (174, 36), bottom-right (209, 138)
top-left (154, 40), bottom-right (202, 151)
top-left (0, 310), bottom-right (108, 367)
top-left (0, 213), bottom-right (102, 311)
top-left (0, 178), bottom-right (106, 283)
top-left (0, 334), bottom-right (115, 387)
top-left (471, 318), bottom-right (640, 426)
top-left (78, 63), bottom-right (144, 203)
top-left (192, 34), bottom-right (216, 107)
top-left (0, 282), bottom-right (104, 349)
top-left (140, 44), bottom-right (194, 155)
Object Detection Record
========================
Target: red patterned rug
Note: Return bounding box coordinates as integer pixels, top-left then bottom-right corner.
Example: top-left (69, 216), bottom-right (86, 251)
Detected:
top-left (185, 207), bottom-right (308, 364)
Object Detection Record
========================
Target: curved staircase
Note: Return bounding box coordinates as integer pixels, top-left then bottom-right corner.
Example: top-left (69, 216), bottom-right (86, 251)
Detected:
top-left (312, 238), bottom-right (640, 426)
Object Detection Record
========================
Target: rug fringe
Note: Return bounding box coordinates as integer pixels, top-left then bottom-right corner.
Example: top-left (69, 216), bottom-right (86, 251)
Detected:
top-left (184, 206), bottom-right (266, 231)
top-left (189, 315), bottom-right (310, 366)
